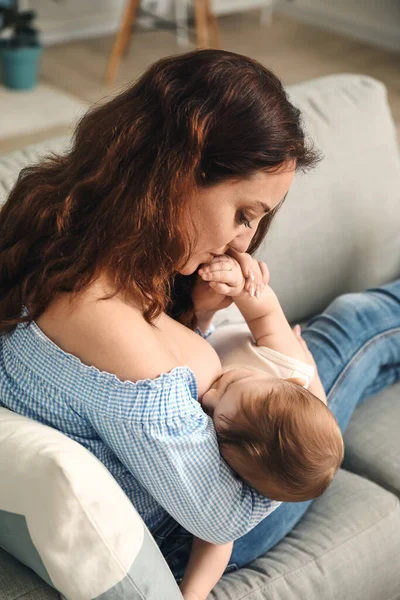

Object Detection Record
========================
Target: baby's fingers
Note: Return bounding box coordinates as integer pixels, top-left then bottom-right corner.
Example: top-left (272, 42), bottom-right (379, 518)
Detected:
top-left (199, 259), bottom-right (233, 275)
top-left (244, 259), bottom-right (263, 297)
top-left (198, 262), bottom-right (236, 286)
top-left (259, 261), bottom-right (270, 287)
top-left (208, 280), bottom-right (234, 295)
top-left (293, 324), bottom-right (301, 336)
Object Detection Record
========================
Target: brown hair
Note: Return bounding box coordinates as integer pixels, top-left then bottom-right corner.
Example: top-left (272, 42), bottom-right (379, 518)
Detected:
top-left (216, 380), bottom-right (344, 501)
top-left (0, 49), bottom-right (321, 334)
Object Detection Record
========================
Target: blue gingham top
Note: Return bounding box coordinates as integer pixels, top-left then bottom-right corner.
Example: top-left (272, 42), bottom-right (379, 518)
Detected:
top-left (0, 318), bottom-right (280, 544)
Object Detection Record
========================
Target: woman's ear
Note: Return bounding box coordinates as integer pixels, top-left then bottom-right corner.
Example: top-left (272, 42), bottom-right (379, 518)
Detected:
top-left (285, 376), bottom-right (307, 387)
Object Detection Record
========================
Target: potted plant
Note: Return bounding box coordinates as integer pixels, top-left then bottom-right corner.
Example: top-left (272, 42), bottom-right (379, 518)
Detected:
top-left (0, 2), bottom-right (43, 90)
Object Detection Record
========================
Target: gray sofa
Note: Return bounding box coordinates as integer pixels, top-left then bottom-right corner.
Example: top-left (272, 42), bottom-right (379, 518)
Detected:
top-left (1, 72), bottom-right (400, 600)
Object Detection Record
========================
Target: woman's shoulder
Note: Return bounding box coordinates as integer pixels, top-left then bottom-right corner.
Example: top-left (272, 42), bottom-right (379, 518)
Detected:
top-left (36, 289), bottom-right (183, 385)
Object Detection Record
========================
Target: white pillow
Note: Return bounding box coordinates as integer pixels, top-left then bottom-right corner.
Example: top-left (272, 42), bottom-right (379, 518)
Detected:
top-left (0, 407), bottom-right (182, 600)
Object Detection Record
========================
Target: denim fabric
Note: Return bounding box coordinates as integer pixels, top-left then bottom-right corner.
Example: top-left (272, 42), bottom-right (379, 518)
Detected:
top-left (155, 277), bottom-right (400, 581)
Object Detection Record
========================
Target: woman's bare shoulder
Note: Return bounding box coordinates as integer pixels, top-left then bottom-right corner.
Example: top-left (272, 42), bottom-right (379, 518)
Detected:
top-left (36, 293), bottom-right (181, 383)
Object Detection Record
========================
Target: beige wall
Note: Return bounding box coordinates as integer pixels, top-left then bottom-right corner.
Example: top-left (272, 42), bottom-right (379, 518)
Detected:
top-left (25, 0), bottom-right (125, 45)
top-left (18, 0), bottom-right (400, 50)
top-left (26, 0), bottom-right (271, 46)
top-left (277, 0), bottom-right (400, 52)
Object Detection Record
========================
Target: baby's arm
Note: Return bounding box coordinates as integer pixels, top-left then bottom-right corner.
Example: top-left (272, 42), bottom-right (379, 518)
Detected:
top-left (234, 285), bottom-right (327, 404)
top-left (196, 254), bottom-right (326, 403)
top-left (234, 284), bottom-right (306, 361)
top-left (196, 252), bottom-right (302, 359)
top-left (179, 538), bottom-right (233, 600)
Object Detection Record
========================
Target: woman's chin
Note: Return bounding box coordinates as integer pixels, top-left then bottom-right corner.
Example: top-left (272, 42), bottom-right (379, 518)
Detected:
top-left (178, 254), bottom-right (214, 276)
top-left (177, 259), bottom-right (202, 276)
top-left (177, 265), bottom-right (196, 276)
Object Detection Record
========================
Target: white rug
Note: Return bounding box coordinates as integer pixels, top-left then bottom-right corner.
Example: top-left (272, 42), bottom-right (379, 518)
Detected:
top-left (0, 83), bottom-right (88, 141)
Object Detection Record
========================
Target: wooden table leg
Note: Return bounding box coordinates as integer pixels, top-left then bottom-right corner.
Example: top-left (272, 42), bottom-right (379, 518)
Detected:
top-left (104, 0), bottom-right (139, 86)
top-left (205, 0), bottom-right (221, 49)
top-left (195, 0), bottom-right (209, 48)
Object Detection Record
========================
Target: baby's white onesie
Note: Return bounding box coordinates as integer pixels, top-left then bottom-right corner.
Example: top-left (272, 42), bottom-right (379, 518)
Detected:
top-left (208, 324), bottom-right (315, 389)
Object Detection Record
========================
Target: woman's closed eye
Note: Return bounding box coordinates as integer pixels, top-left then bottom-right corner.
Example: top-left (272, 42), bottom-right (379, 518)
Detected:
top-left (237, 210), bottom-right (253, 229)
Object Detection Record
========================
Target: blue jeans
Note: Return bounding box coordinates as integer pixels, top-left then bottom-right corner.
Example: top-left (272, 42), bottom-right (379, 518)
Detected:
top-left (152, 278), bottom-right (400, 581)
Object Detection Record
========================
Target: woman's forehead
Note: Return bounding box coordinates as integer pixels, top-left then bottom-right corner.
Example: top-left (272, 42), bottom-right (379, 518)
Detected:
top-left (220, 168), bottom-right (295, 207)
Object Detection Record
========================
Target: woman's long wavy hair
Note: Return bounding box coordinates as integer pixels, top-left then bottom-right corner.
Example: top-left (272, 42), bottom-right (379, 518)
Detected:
top-left (0, 49), bottom-right (320, 334)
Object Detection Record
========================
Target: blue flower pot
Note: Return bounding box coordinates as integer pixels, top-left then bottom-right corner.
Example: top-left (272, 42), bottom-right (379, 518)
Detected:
top-left (0, 44), bottom-right (43, 90)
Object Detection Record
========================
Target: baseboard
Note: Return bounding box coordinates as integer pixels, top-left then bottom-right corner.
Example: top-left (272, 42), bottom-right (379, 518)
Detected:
top-left (213, 0), bottom-right (272, 16)
top-left (276, 1), bottom-right (400, 53)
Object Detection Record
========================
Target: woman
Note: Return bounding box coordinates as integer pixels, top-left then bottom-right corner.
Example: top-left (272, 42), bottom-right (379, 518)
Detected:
top-left (0, 49), bottom-right (399, 586)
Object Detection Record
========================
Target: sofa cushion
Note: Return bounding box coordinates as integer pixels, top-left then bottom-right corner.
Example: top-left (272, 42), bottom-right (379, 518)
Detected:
top-left (2, 469), bottom-right (399, 600)
top-left (0, 407), bottom-right (182, 600)
top-left (213, 74), bottom-right (400, 329)
top-left (0, 135), bottom-right (71, 206)
top-left (210, 469), bottom-right (400, 599)
top-left (263, 74), bottom-right (400, 322)
top-left (343, 381), bottom-right (400, 498)
top-left (0, 548), bottom-right (58, 600)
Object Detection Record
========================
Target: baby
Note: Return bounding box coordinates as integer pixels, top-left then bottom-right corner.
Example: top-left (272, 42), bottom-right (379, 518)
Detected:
top-left (179, 254), bottom-right (344, 600)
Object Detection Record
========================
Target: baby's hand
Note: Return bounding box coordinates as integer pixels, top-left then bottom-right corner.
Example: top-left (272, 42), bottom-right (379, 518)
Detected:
top-left (198, 251), bottom-right (269, 298)
top-left (198, 254), bottom-right (244, 297)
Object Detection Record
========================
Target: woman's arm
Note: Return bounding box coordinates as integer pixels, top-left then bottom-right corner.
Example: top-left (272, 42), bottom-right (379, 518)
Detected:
top-left (90, 377), bottom-right (280, 544)
top-left (179, 538), bottom-right (233, 600)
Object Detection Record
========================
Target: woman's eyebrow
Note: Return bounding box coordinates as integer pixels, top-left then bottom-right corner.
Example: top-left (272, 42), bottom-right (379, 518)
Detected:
top-left (254, 200), bottom-right (271, 213)
top-left (237, 192), bottom-right (289, 213)
top-left (238, 198), bottom-right (271, 212)
top-left (252, 192), bottom-right (289, 213)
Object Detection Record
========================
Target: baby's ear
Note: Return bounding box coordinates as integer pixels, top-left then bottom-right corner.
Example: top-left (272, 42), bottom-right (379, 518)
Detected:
top-left (285, 376), bottom-right (307, 387)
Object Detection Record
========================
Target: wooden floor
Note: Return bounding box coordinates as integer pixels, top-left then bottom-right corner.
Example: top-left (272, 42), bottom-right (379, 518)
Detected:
top-left (2, 9), bottom-right (400, 154)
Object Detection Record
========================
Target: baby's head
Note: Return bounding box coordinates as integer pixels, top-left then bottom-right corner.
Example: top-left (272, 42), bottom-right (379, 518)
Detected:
top-left (201, 367), bottom-right (344, 502)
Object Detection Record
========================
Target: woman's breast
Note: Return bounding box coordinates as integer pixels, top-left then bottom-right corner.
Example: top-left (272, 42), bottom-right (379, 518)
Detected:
top-left (156, 314), bottom-right (222, 399)
top-left (36, 291), bottom-right (222, 400)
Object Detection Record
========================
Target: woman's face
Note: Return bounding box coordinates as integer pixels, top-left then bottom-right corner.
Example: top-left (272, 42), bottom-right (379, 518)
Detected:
top-left (178, 162), bottom-right (296, 275)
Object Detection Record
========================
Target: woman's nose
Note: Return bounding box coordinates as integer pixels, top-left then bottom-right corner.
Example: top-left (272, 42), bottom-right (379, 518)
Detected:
top-left (229, 231), bottom-right (254, 254)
